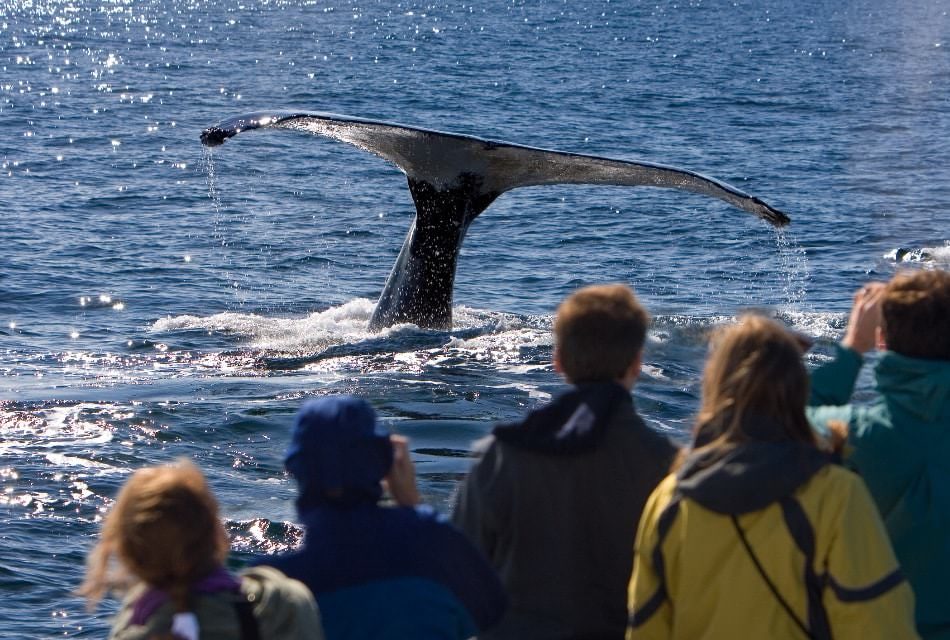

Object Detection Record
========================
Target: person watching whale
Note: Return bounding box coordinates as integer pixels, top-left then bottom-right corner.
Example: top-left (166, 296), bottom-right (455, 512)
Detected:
top-left (79, 460), bottom-right (322, 640)
top-left (452, 283), bottom-right (678, 639)
top-left (628, 314), bottom-right (917, 639)
top-left (809, 268), bottom-right (950, 639)
top-left (256, 395), bottom-right (507, 640)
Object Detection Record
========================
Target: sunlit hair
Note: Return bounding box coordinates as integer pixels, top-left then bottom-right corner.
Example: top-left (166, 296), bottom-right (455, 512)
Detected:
top-left (78, 460), bottom-right (229, 612)
top-left (689, 314), bottom-right (817, 459)
top-left (882, 269), bottom-right (950, 360)
top-left (554, 283), bottom-right (649, 383)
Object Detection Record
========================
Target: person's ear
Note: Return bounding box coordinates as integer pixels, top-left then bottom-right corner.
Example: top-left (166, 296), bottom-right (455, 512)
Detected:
top-left (619, 352), bottom-right (643, 390)
top-left (876, 326), bottom-right (887, 351)
top-left (630, 352), bottom-right (643, 378)
top-left (553, 348), bottom-right (563, 375)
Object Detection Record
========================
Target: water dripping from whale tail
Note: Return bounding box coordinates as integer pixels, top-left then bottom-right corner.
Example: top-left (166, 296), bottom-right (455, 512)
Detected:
top-left (200, 111), bottom-right (791, 330)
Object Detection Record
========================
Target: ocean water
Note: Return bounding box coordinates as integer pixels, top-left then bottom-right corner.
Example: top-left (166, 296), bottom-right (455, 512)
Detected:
top-left (1, 0), bottom-right (949, 636)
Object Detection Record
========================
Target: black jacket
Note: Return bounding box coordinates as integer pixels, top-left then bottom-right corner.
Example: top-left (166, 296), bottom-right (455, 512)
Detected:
top-left (452, 384), bottom-right (677, 639)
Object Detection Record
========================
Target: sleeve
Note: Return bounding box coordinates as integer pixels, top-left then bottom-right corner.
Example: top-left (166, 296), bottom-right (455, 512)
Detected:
top-left (242, 566), bottom-right (325, 640)
top-left (450, 439), bottom-right (509, 561)
top-left (821, 473), bottom-right (920, 640)
top-left (808, 344), bottom-right (864, 407)
top-left (428, 517), bottom-right (508, 633)
top-left (627, 477), bottom-right (675, 640)
top-left (807, 344), bottom-right (864, 440)
top-left (807, 404), bottom-right (857, 441)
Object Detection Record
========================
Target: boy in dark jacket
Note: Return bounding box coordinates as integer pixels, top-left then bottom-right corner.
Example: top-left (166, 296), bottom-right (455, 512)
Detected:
top-left (452, 284), bottom-right (678, 640)
top-left (809, 269), bottom-right (950, 640)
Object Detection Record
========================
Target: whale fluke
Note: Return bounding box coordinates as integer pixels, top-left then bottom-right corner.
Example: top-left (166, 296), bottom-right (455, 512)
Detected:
top-left (201, 111), bottom-right (790, 330)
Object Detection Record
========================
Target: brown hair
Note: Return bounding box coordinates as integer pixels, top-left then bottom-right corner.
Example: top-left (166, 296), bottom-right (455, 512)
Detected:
top-left (882, 269), bottom-right (950, 360)
top-left (554, 283), bottom-right (649, 383)
top-left (689, 314), bottom-right (818, 460)
top-left (78, 460), bottom-right (230, 612)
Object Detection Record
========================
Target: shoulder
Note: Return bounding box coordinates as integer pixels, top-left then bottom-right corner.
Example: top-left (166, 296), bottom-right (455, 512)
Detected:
top-left (462, 434), bottom-right (516, 488)
top-left (616, 402), bottom-right (676, 443)
top-left (653, 473), bottom-right (679, 501)
top-left (241, 565), bottom-right (314, 599)
top-left (401, 505), bottom-right (476, 547)
top-left (397, 503), bottom-right (452, 528)
top-left (811, 400), bottom-right (891, 448)
top-left (796, 464), bottom-right (877, 519)
top-left (107, 584), bottom-right (153, 640)
top-left (240, 566), bottom-right (323, 639)
top-left (609, 404), bottom-right (680, 465)
top-left (643, 474), bottom-right (680, 520)
top-left (805, 463), bottom-right (864, 493)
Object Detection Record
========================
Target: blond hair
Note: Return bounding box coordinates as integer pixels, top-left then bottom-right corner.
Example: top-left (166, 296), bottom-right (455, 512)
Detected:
top-left (78, 460), bottom-right (229, 611)
top-left (690, 314), bottom-right (817, 458)
top-left (554, 284), bottom-right (649, 383)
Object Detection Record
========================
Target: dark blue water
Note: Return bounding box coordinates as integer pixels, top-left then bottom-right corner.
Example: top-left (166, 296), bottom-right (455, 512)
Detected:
top-left (1, 0), bottom-right (948, 636)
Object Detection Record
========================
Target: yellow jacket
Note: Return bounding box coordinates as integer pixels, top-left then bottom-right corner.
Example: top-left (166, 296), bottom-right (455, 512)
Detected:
top-left (628, 441), bottom-right (919, 640)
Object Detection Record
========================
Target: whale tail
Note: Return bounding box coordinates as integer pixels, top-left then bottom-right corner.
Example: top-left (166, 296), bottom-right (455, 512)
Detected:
top-left (201, 111), bottom-right (790, 330)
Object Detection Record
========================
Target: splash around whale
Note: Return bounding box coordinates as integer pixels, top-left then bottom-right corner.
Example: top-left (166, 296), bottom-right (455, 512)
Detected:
top-left (201, 111), bottom-right (790, 331)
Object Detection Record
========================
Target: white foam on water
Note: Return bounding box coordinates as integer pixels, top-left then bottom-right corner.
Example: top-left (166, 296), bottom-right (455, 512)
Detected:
top-left (0, 402), bottom-right (126, 513)
top-left (152, 300), bottom-right (542, 358)
top-left (779, 310), bottom-right (845, 341)
top-left (0, 402), bottom-right (118, 455)
top-left (884, 242), bottom-right (950, 266)
top-left (152, 298), bottom-right (378, 351)
top-left (641, 364), bottom-right (669, 380)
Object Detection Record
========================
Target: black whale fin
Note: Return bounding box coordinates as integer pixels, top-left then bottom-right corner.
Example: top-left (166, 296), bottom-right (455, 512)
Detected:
top-left (201, 111), bottom-right (790, 330)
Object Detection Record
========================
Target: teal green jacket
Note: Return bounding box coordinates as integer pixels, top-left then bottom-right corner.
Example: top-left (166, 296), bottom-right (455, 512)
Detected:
top-left (808, 346), bottom-right (950, 640)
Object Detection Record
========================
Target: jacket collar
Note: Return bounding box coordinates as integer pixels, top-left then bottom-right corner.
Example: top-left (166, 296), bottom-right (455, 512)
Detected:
top-left (492, 381), bottom-right (632, 454)
top-left (677, 429), bottom-right (831, 515)
top-left (875, 351), bottom-right (950, 422)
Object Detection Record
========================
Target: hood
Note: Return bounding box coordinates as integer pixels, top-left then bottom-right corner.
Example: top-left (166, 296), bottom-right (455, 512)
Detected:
top-left (677, 437), bottom-right (831, 515)
top-left (876, 351), bottom-right (950, 422)
top-left (492, 381), bottom-right (631, 454)
top-left (285, 396), bottom-right (393, 509)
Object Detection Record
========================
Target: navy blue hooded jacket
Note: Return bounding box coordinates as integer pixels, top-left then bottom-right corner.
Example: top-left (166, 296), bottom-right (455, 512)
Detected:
top-left (258, 396), bottom-right (506, 640)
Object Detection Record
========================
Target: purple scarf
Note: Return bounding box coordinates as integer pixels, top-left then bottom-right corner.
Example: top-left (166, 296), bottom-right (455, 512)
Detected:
top-left (131, 566), bottom-right (242, 625)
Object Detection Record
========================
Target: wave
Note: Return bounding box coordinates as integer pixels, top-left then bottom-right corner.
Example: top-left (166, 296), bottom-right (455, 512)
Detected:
top-left (884, 242), bottom-right (950, 266)
top-left (148, 299), bottom-right (847, 373)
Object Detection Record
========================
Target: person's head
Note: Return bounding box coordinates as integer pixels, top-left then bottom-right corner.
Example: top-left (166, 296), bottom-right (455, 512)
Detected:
top-left (692, 313), bottom-right (817, 453)
top-left (881, 269), bottom-right (950, 360)
top-left (285, 395), bottom-right (393, 510)
top-left (79, 460), bottom-right (229, 609)
top-left (553, 283), bottom-right (649, 385)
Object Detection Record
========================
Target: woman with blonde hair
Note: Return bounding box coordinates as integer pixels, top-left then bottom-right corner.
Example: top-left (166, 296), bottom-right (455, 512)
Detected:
top-left (627, 314), bottom-right (918, 640)
top-left (79, 460), bottom-right (322, 640)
